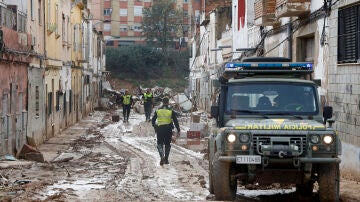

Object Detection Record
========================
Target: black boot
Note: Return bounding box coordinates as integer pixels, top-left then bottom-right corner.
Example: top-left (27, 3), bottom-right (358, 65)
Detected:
top-left (157, 144), bottom-right (165, 166)
top-left (164, 145), bottom-right (171, 164)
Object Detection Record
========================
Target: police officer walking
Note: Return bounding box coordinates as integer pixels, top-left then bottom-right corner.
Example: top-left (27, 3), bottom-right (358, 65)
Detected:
top-left (152, 97), bottom-right (180, 165)
top-left (120, 90), bottom-right (133, 123)
top-left (143, 88), bottom-right (153, 122)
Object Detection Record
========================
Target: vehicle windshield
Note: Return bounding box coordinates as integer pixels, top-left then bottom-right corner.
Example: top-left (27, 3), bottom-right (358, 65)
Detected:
top-left (225, 82), bottom-right (318, 115)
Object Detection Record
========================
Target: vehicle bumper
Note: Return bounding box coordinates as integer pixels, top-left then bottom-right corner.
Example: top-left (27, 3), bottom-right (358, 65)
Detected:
top-left (218, 156), bottom-right (341, 164)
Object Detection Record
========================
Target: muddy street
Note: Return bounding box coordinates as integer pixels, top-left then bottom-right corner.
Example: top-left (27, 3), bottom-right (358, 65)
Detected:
top-left (0, 110), bottom-right (359, 201)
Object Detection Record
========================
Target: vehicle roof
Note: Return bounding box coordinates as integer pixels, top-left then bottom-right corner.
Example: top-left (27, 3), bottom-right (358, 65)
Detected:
top-left (227, 77), bottom-right (316, 84)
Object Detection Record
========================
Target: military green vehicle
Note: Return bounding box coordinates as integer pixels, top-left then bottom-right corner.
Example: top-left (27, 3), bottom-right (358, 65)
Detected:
top-left (208, 57), bottom-right (341, 201)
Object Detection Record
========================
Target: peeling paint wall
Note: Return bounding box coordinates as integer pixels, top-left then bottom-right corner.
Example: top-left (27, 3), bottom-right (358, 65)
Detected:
top-left (0, 62), bottom-right (28, 155)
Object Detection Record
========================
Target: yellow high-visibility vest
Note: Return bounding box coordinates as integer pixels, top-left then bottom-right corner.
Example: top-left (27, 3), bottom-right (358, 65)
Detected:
top-left (123, 95), bottom-right (131, 105)
top-left (144, 92), bottom-right (153, 101)
top-left (156, 108), bottom-right (172, 126)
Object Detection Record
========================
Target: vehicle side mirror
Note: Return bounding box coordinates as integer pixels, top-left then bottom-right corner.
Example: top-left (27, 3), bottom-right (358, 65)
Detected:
top-left (323, 106), bottom-right (333, 125)
top-left (211, 106), bottom-right (219, 118)
top-left (313, 79), bottom-right (321, 87)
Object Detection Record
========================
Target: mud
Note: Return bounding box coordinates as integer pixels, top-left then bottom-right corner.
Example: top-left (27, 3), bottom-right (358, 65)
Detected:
top-left (0, 110), bottom-right (359, 202)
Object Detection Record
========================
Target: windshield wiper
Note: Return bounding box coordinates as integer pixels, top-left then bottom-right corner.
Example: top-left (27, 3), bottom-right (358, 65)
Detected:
top-left (266, 112), bottom-right (303, 119)
top-left (232, 110), bottom-right (270, 119)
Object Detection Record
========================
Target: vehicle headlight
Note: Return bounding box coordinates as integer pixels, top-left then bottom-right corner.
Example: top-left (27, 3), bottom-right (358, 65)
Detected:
top-left (239, 134), bottom-right (250, 143)
top-left (323, 135), bottom-right (334, 144)
top-left (227, 133), bottom-right (236, 143)
top-left (310, 135), bottom-right (320, 144)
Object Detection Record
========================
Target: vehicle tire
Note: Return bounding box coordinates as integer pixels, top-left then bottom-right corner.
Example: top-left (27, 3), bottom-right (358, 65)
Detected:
top-left (318, 163), bottom-right (340, 202)
top-left (212, 153), bottom-right (236, 200)
top-left (296, 181), bottom-right (313, 196)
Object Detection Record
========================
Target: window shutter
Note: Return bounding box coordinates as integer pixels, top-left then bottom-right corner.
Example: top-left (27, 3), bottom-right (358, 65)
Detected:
top-left (338, 4), bottom-right (360, 63)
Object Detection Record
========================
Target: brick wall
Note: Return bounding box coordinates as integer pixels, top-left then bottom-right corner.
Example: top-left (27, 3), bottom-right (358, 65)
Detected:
top-left (255, 0), bottom-right (276, 19)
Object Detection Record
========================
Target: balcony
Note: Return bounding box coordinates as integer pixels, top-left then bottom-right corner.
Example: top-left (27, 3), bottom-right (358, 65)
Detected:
top-left (275, 0), bottom-right (311, 18)
top-left (205, 0), bottom-right (231, 14)
top-left (254, 0), bottom-right (279, 26)
top-left (0, 5), bottom-right (26, 32)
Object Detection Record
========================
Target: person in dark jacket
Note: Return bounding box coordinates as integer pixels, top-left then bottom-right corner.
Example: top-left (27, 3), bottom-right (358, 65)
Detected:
top-left (120, 89), bottom-right (133, 123)
top-left (152, 97), bottom-right (180, 165)
top-left (143, 88), bottom-right (153, 122)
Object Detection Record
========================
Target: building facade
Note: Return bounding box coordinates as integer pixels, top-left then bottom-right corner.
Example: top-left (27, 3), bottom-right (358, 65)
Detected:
top-left (103, 0), bottom-right (193, 47)
top-left (27, 0), bottom-right (46, 146)
top-left (0, 0), bottom-right (29, 155)
top-left (0, 0), bottom-right (106, 156)
top-left (327, 0), bottom-right (360, 178)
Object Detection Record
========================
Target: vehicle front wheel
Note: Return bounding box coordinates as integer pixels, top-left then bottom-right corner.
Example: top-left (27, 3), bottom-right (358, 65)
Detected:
top-left (318, 163), bottom-right (340, 202)
top-left (296, 181), bottom-right (314, 196)
top-left (212, 153), bottom-right (237, 201)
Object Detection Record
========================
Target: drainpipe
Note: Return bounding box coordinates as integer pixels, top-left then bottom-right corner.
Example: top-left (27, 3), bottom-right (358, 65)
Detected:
top-left (287, 23), bottom-right (292, 61)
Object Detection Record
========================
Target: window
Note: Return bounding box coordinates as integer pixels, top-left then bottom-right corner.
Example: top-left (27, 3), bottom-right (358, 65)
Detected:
top-left (104, 8), bottom-right (112, 16)
top-left (55, 4), bottom-right (59, 34)
top-left (120, 27), bottom-right (128, 32)
top-left (69, 90), bottom-right (72, 113)
top-left (62, 14), bottom-right (65, 40)
top-left (338, 3), bottom-right (360, 63)
top-left (38, 0), bottom-right (42, 25)
top-left (106, 40), bottom-right (114, 46)
top-left (133, 25), bottom-right (142, 31)
top-left (134, 6), bottom-right (143, 16)
top-left (104, 23), bottom-right (111, 31)
top-left (183, 10), bottom-right (188, 18)
top-left (297, 35), bottom-right (314, 62)
top-left (120, 9), bottom-right (128, 16)
top-left (35, 86), bottom-right (39, 115)
top-left (63, 91), bottom-right (66, 116)
top-left (47, 0), bottom-right (50, 23)
top-left (48, 92), bottom-right (53, 115)
top-left (73, 25), bottom-right (77, 51)
top-left (31, 0), bottom-right (34, 20)
top-left (56, 91), bottom-right (60, 111)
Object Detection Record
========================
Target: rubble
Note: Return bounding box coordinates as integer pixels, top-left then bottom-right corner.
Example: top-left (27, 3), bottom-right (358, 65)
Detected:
top-left (17, 144), bottom-right (44, 163)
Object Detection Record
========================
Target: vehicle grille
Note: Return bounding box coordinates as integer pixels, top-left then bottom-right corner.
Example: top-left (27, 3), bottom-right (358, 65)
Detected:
top-left (252, 134), bottom-right (307, 153)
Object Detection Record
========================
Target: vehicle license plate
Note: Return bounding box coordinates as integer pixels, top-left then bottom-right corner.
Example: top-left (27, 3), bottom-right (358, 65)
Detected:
top-left (236, 155), bottom-right (261, 164)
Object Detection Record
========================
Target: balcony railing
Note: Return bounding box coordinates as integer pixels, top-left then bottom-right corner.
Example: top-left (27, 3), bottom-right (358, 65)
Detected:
top-left (0, 5), bottom-right (26, 32)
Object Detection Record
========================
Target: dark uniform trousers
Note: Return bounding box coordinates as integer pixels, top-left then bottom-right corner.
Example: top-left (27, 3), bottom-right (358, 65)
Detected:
top-left (155, 124), bottom-right (173, 161)
top-left (123, 104), bottom-right (131, 122)
top-left (144, 102), bottom-right (152, 121)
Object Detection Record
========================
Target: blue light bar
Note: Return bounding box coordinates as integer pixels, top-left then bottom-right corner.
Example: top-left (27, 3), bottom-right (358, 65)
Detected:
top-left (258, 63), bottom-right (282, 67)
top-left (288, 63), bottom-right (313, 70)
top-left (225, 63), bottom-right (251, 68)
top-left (224, 62), bottom-right (313, 70)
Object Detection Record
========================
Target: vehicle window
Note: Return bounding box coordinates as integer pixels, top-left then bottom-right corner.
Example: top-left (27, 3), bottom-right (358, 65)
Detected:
top-left (225, 83), bottom-right (318, 115)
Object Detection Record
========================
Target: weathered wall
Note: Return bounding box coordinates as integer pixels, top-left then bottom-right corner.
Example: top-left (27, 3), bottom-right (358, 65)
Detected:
top-left (0, 62), bottom-right (28, 155)
top-left (27, 66), bottom-right (46, 146)
top-left (327, 0), bottom-right (360, 178)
